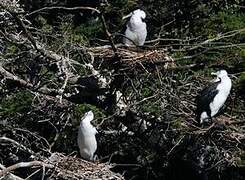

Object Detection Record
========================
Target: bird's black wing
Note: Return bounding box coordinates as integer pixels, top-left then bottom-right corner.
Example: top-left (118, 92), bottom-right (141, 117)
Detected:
top-left (196, 81), bottom-right (220, 118)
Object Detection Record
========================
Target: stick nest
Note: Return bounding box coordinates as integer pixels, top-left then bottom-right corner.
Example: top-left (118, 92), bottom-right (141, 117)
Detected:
top-left (88, 45), bottom-right (176, 68)
top-left (46, 153), bottom-right (124, 180)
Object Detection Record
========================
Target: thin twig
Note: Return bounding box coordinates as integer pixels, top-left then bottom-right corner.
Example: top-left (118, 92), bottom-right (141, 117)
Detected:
top-left (167, 135), bottom-right (186, 157)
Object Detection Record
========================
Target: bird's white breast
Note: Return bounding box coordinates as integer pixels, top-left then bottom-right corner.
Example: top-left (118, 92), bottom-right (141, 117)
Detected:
top-left (200, 76), bottom-right (231, 123)
top-left (124, 15), bottom-right (147, 46)
top-left (77, 122), bottom-right (97, 160)
top-left (210, 77), bottom-right (232, 117)
top-left (125, 24), bottom-right (146, 46)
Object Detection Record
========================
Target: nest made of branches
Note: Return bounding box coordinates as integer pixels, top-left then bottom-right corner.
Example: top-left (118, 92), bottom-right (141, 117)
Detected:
top-left (88, 45), bottom-right (176, 69)
top-left (46, 153), bottom-right (124, 180)
top-left (0, 150), bottom-right (124, 180)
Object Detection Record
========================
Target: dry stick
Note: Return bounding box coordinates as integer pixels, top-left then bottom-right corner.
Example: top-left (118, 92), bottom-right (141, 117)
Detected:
top-left (45, 121), bottom-right (59, 150)
top-left (57, 59), bottom-right (70, 103)
top-left (14, 127), bottom-right (51, 154)
top-left (0, 66), bottom-right (34, 88)
top-left (0, 163), bottom-right (24, 180)
top-left (41, 165), bottom-right (45, 180)
top-left (189, 28), bottom-right (245, 50)
top-left (24, 168), bottom-right (42, 180)
top-left (129, 93), bottom-right (159, 107)
top-left (99, 14), bottom-right (118, 55)
top-left (0, 30), bottom-right (27, 45)
top-left (0, 161), bottom-right (54, 177)
top-left (26, 6), bottom-right (100, 17)
top-left (167, 135), bottom-right (186, 157)
top-left (0, 137), bottom-right (35, 155)
top-left (122, 51), bottom-right (155, 61)
top-left (6, 11), bottom-right (38, 50)
top-left (26, 6), bottom-right (118, 56)
top-left (236, 5), bottom-right (245, 8)
top-left (0, 65), bottom-right (59, 96)
top-left (156, 20), bottom-right (175, 39)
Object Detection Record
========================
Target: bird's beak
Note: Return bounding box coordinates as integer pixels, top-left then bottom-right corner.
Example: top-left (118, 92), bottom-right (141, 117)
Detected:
top-left (122, 12), bottom-right (132, 20)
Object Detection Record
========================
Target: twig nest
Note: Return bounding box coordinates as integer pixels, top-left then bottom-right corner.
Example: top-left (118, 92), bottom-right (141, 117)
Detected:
top-left (88, 45), bottom-right (176, 69)
top-left (47, 153), bottom-right (124, 179)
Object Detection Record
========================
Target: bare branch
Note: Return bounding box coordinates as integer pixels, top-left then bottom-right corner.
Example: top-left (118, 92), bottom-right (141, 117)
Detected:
top-left (0, 163), bottom-right (24, 180)
top-left (26, 6), bottom-right (118, 56)
top-left (0, 65), bottom-right (59, 96)
top-left (10, 12), bottom-right (38, 50)
top-left (0, 136), bottom-right (35, 155)
top-left (26, 6), bottom-right (100, 17)
top-left (0, 161), bottom-right (54, 177)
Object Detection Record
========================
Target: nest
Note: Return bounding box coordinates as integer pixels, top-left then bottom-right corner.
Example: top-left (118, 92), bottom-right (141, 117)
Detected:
top-left (46, 153), bottom-right (124, 180)
top-left (88, 45), bottom-right (176, 69)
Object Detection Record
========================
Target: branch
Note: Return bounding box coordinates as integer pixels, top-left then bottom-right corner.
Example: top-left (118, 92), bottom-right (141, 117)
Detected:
top-left (0, 163), bottom-right (24, 180)
top-left (0, 66), bottom-right (34, 88)
top-left (167, 135), bottom-right (186, 157)
top-left (10, 12), bottom-right (38, 50)
top-left (189, 28), bottom-right (245, 50)
top-left (56, 56), bottom-right (71, 103)
top-left (26, 6), bottom-right (100, 17)
top-left (0, 136), bottom-right (35, 155)
top-left (99, 13), bottom-right (118, 55)
top-left (0, 65), bottom-right (59, 96)
top-left (0, 161), bottom-right (54, 177)
top-left (26, 6), bottom-right (118, 56)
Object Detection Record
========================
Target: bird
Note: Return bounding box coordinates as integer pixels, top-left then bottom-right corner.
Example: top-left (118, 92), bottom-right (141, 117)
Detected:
top-left (77, 110), bottom-right (98, 161)
top-left (196, 70), bottom-right (232, 124)
top-left (123, 9), bottom-right (147, 46)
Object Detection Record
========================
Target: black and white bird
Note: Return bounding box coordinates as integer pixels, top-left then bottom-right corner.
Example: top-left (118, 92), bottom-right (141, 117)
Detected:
top-left (196, 70), bottom-right (232, 124)
top-left (123, 9), bottom-right (147, 46)
top-left (77, 110), bottom-right (98, 161)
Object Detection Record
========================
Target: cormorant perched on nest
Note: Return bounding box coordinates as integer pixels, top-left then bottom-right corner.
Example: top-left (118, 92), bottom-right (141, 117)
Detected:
top-left (196, 70), bottom-right (232, 124)
top-left (77, 111), bottom-right (98, 161)
top-left (123, 9), bottom-right (147, 46)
